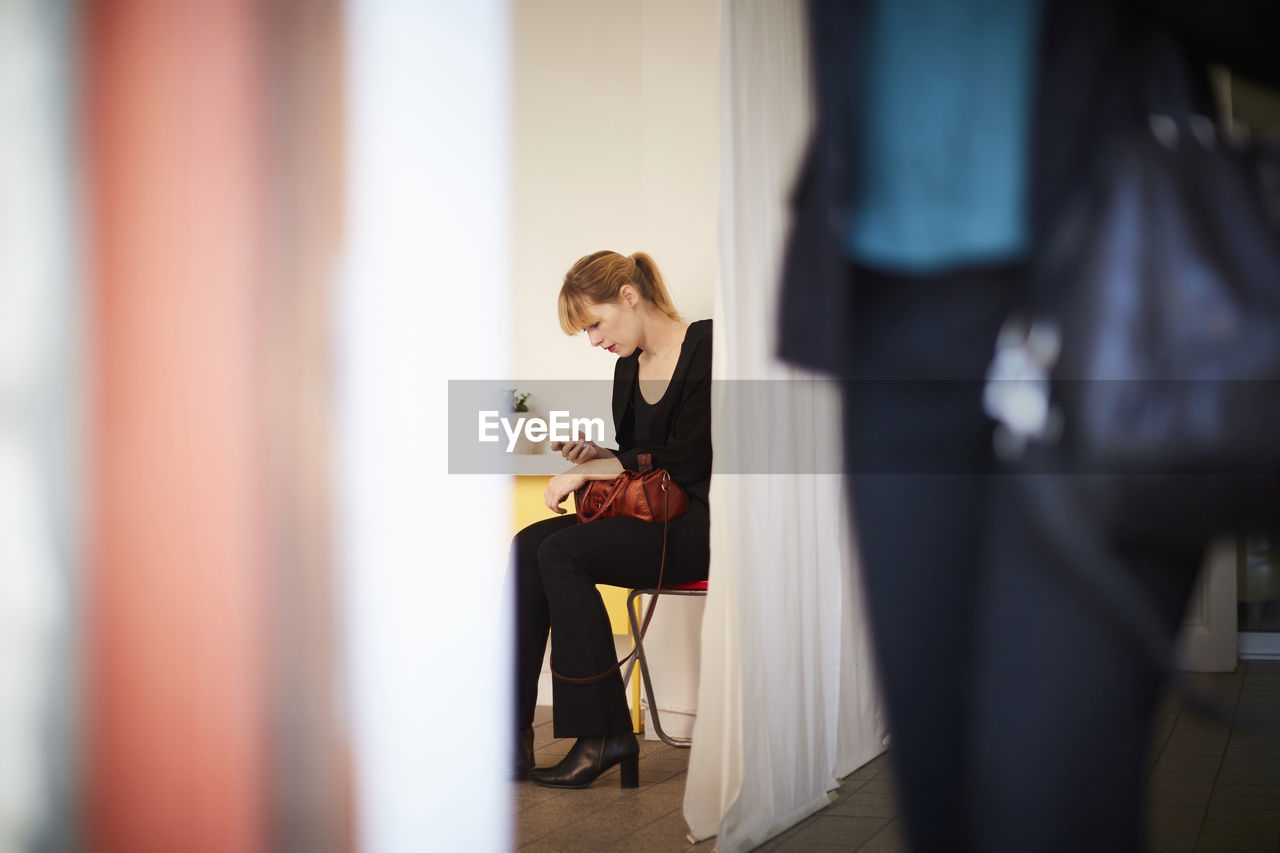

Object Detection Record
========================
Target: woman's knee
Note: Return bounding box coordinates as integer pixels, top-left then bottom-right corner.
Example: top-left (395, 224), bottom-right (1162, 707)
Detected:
top-left (511, 524), bottom-right (554, 591)
top-left (511, 525), bottom-right (537, 564)
top-left (512, 515), bottom-right (572, 566)
top-left (535, 535), bottom-right (568, 573)
top-left (535, 531), bottom-right (593, 587)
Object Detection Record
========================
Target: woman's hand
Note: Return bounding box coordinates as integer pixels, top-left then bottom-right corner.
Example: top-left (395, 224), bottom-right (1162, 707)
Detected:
top-left (545, 472), bottom-right (588, 514)
top-left (550, 440), bottom-right (608, 464)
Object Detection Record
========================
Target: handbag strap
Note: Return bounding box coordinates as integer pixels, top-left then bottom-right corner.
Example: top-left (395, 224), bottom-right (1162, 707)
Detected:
top-left (551, 479), bottom-right (673, 686)
top-left (575, 474), bottom-right (631, 523)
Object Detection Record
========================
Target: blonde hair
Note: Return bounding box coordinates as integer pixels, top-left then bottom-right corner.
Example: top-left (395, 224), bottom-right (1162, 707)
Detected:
top-left (558, 250), bottom-right (682, 335)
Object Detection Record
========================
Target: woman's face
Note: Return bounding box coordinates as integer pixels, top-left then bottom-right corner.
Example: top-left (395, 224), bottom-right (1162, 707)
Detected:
top-left (581, 296), bottom-right (638, 357)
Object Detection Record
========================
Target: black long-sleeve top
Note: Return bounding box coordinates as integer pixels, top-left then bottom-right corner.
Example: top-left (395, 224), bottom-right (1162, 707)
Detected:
top-left (611, 319), bottom-right (713, 509)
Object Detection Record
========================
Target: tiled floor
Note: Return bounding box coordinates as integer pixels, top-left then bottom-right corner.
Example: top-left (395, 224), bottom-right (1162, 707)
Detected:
top-left (514, 661), bottom-right (1280, 852)
top-left (514, 710), bottom-right (706, 853)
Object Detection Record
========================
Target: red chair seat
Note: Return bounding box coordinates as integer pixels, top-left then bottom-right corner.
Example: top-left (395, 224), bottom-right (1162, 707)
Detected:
top-left (662, 580), bottom-right (708, 592)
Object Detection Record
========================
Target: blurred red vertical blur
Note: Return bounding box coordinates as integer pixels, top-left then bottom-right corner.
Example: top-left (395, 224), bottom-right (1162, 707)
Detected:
top-left (83, 0), bottom-right (268, 850)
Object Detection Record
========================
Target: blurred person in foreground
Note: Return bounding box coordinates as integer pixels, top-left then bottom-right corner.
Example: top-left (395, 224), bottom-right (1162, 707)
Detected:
top-left (509, 251), bottom-right (712, 789)
top-left (778, 1), bottom-right (1280, 850)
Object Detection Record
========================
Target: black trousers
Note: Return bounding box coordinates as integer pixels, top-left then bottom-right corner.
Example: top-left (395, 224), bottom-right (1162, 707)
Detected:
top-left (511, 508), bottom-right (709, 739)
top-left (842, 266), bottom-right (1202, 852)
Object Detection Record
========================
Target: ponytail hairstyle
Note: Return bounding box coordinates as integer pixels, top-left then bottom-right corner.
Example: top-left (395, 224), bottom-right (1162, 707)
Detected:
top-left (558, 250), bottom-right (683, 335)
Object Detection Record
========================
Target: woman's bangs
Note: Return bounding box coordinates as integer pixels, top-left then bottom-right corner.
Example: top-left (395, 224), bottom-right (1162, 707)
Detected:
top-left (558, 291), bottom-right (597, 335)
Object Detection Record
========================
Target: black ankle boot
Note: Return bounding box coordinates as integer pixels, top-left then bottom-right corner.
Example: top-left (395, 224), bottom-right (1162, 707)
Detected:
top-left (528, 732), bottom-right (639, 789)
top-left (512, 726), bottom-right (535, 781)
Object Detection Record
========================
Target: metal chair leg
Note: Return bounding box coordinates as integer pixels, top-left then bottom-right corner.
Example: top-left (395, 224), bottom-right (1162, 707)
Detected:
top-left (623, 588), bottom-right (693, 749)
top-left (622, 588), bottom-right (643, 688)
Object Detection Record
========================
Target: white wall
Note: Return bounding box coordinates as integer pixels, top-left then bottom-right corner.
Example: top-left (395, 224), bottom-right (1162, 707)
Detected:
top-left (512, 0), bottom-right (719, 730)
top-left (512, 0), bottom-right (718, 381)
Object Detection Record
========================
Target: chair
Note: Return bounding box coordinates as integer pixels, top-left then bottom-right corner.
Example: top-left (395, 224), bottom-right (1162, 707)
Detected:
top-left (621, 580), bottom-right (708, 748)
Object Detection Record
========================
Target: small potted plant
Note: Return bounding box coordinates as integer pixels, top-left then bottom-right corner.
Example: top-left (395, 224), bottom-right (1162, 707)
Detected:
top-left (506, 388), bottom-right (542, 454)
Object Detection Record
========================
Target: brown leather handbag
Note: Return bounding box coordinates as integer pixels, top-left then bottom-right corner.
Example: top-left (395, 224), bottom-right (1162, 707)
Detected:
top-left (573, 456), bottom-right (689, 524)
top-left (553, 453), bottom-right (690, 685)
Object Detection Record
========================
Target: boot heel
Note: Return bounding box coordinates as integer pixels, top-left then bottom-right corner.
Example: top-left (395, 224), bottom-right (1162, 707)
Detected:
top-left (620, 754), bottom-right (639, 789)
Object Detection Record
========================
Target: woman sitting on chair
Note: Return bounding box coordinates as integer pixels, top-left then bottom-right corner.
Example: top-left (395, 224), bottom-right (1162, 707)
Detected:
top-left (511, 250), bottom-right (712, 789)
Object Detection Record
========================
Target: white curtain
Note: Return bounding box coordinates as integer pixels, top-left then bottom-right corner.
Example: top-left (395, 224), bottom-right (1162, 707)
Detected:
top-left (0, 1), bottom-right (75, 849)
top-left (683, 2), bottom-right (886, 849)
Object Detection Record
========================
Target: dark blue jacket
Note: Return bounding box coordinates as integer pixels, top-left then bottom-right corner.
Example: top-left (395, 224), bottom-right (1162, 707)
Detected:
top-left (778, 0), bottom-right (1280, 377)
